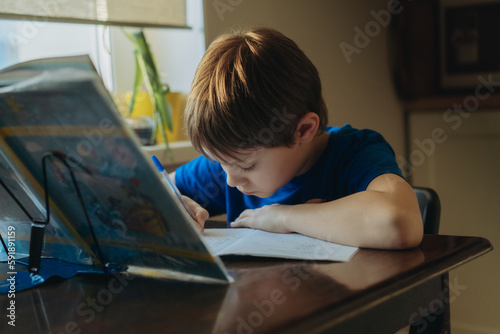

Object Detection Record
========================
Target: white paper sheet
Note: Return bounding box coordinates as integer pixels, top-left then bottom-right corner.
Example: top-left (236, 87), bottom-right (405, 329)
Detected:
top-left (203, 228), bottom-right (358, 262)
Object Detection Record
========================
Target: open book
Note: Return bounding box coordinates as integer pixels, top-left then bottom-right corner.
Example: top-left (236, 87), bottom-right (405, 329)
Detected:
top-left (203, 228), bottom-right (358, 262)
top-left (0, 55), bottom-right (231, 291)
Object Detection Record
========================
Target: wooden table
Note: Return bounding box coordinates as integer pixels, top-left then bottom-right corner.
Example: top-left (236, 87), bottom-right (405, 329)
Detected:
top-left (0, 235), bottom-right (492, 334)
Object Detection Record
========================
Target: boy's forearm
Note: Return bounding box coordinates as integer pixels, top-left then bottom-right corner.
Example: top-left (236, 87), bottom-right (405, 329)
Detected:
top-left (283, 190), bottom-right (423, 249)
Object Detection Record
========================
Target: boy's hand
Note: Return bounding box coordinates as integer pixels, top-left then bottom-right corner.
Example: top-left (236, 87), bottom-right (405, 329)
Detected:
top-left (182, 196), bottom-right (209, 231)
top-left (231, 204), bottom-right (291, 234)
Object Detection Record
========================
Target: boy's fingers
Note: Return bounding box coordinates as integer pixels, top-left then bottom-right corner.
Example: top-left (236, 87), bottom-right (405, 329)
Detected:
top-left (231, 209), bottom-right (254, 228)
top-left (194, 207), bottom-right (209, 230)
top-left (230, 220), bottom-right (242, 228)
top-left (182, 196), bottom-right (209, 231)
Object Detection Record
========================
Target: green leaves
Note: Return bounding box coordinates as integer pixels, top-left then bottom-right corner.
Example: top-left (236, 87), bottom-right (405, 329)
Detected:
top-left (123, 28), bottom-right (173, 160)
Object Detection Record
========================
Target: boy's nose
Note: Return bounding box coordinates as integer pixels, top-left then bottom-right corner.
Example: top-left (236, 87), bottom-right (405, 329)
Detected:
top-left (226, 173), bottom-right (247, 188)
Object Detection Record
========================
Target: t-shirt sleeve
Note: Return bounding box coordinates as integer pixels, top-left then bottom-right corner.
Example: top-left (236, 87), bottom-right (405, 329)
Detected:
top-left (336, 127), bottom-right (403, 194)
top-left (174, 156), bottom-right (227, 216)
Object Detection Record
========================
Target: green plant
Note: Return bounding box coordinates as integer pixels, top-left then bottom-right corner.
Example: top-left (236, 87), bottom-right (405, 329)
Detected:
top-left (122, 28), bottom-right (173, 160)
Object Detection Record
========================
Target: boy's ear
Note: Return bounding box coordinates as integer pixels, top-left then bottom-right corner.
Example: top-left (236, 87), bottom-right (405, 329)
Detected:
top-left (296, 112), bottom-right (320, 144)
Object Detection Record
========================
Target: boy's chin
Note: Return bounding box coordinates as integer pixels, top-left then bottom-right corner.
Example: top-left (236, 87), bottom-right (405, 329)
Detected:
top-left (242, 191), bottom-right (275, 199)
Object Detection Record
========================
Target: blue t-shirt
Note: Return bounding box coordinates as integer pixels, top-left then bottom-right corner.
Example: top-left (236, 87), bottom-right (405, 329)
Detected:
top-left (175, 125), bottom-right (403, 223)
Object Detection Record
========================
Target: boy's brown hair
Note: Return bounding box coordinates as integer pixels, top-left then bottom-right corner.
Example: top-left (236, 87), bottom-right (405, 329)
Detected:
top-left (185, 27), bottom-right (328, 163)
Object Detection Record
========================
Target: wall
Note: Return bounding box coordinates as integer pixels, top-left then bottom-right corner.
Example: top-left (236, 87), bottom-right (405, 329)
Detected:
top-left (203, 0), bottom-right (405, 157)
top-left (410, 110), bottom-right (500, 334)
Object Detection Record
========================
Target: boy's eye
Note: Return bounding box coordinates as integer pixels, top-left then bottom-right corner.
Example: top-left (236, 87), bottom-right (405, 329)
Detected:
top-left (241, 165), bottom-right (256, 172)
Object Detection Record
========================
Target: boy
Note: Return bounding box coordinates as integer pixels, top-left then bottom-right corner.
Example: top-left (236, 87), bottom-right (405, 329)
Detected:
top-left (171, 27), bottom-right (423, 249)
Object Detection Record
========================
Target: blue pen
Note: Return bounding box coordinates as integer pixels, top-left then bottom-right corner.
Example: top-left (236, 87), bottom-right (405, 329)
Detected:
top-left (151, 155), bottom-right (198, 222)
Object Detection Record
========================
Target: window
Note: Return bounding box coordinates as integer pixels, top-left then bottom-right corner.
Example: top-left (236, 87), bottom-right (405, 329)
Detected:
top-left (0, 0), bottom-right (204, 96)
top-left (111, 0), bottom-right (205, 95)
top-left (0, 20), bottom-right (113, 89)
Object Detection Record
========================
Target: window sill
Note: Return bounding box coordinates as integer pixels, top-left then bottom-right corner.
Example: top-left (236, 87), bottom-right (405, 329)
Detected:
top-left (141, 140), bottom-right (199, 169)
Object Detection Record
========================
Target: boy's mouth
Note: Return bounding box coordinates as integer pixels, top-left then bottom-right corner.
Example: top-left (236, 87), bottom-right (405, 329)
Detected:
top-left (237, 186), bottom-right (255, 196)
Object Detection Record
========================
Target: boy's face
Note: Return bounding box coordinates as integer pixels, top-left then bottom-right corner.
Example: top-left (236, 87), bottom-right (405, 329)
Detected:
top-left (218, 144), bottom-right (306, 198)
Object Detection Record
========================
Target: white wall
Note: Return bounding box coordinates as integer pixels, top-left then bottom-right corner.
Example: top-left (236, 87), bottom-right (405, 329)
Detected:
top-left (203, 0), bottom-right (405, 157)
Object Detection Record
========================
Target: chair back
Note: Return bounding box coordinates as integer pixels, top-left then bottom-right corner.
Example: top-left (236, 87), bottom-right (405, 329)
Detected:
top-left (413, 187), bottom-right (441, 235)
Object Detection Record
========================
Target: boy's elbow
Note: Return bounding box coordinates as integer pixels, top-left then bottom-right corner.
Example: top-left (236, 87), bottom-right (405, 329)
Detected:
top-left (387, 206), bottom-right (424, 249)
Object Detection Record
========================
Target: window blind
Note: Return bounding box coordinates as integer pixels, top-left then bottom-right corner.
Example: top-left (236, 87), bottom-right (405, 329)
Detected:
top-left (0, 0), bottom-right (187, 28)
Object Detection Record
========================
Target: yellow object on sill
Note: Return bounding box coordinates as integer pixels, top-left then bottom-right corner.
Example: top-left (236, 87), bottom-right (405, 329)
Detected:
top-left (125, 91), bottom-right (188, 143)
